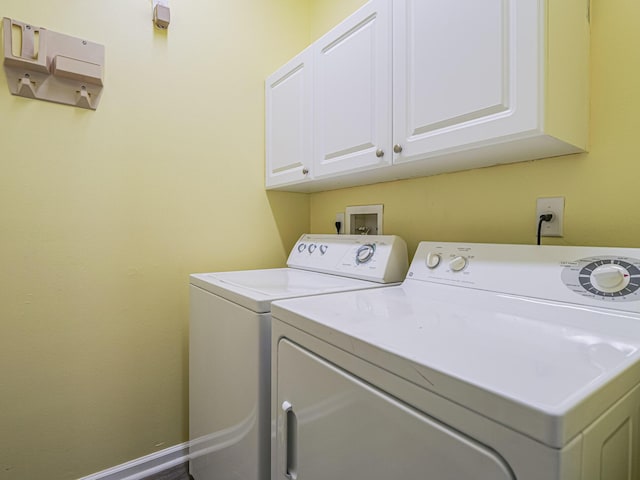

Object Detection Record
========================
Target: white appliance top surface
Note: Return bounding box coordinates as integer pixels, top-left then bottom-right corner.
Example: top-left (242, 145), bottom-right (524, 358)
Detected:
top-left (190, 268), bottom-right (385, 313)
top-left (275, 282), bottom-right (640, 410)
top-left (271, 242), bottom-right (640, 447)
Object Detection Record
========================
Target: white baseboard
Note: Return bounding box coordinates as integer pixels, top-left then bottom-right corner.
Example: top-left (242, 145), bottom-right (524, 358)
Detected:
top-left (78, 442), bottom-right (189, 480)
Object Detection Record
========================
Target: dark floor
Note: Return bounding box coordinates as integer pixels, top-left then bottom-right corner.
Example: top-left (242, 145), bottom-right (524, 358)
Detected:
top-left (143, 463), bottom-right (192, 480)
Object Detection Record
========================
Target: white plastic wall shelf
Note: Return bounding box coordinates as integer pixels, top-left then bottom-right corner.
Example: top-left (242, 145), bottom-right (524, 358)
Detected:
top-left (2, 17), bottom-right (105, 110)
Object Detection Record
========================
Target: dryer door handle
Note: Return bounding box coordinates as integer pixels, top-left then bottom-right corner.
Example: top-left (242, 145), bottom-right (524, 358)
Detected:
top-left (282, 401), bottom-right (298, 480)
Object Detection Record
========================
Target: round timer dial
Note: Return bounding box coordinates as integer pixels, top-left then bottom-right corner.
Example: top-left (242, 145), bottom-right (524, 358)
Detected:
top-left (590, 264), bottom-right (629, 291)
top-left (562, 256), bottom-right (640, 301)
top-left (355, 244), bottom-right (376, 265)
top-left (579, 259), bottom-right (639, 297)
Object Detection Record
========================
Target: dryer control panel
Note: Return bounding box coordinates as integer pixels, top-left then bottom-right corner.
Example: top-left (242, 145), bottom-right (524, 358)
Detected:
top-left (560, 256), bottom-right (640, 301)
top-left (288, 234), bottom-right (408, 284)
top-left (407, 242), bottom-right (640, 313)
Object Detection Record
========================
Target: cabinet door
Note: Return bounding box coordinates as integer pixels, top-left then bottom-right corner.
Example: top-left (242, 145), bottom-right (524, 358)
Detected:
top-left (265, 48), bottom-right (313, 189)
top-left (275, 339), bottom-right (515, 480)
top-left (313, 0), bottom-right (392, 179)
top-left (393, 0), bottom-right (539, 165)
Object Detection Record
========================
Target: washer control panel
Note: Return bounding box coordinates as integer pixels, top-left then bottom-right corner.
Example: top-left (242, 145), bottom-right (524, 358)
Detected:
top-left (288, 234), bottom-right (408, 284)
top-left (408, 242), bottom-right (640, 313)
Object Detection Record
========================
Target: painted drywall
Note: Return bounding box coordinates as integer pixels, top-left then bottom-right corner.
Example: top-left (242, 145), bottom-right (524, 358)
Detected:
top-left (308, 0), bottom-right (640, 256)
top-left (0, 1), bottom-right (310, 478)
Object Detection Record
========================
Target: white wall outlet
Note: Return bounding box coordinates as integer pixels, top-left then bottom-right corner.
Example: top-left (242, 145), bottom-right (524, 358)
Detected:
top-left (335, 213), bottom-right (345, 234)
top-left (536, 197), bottom-right (565, 237)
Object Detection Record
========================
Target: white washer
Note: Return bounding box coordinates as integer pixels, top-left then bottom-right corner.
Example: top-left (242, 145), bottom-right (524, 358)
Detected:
top-left (271, 242), bottom-right (640, 480)
top-left (188, 234), bottom-right (408, 480)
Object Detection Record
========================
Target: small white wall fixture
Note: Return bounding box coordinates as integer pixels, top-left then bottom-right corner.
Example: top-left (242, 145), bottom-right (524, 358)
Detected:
top-left (1, 17), bottom-right (105, 110)
top-left (345, 204), bottom-right (383, 235)
top-left (152, 0), bottom-right (171, 29)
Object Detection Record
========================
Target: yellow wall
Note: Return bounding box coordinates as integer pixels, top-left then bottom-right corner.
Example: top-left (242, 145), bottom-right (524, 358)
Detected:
top-left (0, 1), bottom-right (309, 478)
top-left (3, 0), bottom-right (639, 477)
top-left (309, 0), bottom-right (367, 40)
top-left (309, 0), bottom-right (640, 257)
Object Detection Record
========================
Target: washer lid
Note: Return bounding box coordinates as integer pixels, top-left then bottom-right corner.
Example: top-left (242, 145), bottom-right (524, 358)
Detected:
top-left (190, 268), bottom-right (385, 313)
top-left (271, 282), bottom-right (640, 448)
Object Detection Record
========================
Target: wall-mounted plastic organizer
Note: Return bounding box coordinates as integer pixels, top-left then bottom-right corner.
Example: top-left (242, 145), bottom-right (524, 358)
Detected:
top-left (1, 17), bottom-right (104, 110)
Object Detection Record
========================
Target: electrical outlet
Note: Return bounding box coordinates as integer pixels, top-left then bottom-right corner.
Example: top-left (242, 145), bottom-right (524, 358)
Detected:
top-left (335, 213), bottom-right (344, 234)
top-left (536, 197), bottom-right (565, 237)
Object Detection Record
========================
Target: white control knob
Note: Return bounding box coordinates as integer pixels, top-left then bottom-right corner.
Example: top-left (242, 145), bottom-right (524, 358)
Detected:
top-left (591, 265), bottom-right (629, 292)
top-left (426, 252), bottom-right (441, 269)
top-left (449, 256), bottom-right (467, 272)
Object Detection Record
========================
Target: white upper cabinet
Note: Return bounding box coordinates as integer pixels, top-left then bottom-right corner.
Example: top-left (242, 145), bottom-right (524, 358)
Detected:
top-left (313, 0), bottom-right (392, 179)
top-left (265, 48), bottom-right (313, 189)
top-left (393, 0), bottom-right (535, 162)
top-left (392, 0), bottom-right (589, 175)
top-left (265, 0), bottom-right (589, 192)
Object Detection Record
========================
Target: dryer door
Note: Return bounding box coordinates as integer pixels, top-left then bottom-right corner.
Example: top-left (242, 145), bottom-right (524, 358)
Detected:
top-left (276, 339), bottom-right (515, 480)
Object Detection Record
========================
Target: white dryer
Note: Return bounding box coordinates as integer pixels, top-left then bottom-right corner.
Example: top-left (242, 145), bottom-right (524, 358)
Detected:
top-left (188, 234), bottom-right (408, 480)
top-left (271, 242), bottom-right (640, 480)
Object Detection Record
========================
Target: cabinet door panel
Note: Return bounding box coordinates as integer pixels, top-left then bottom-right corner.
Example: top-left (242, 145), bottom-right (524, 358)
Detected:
top-left (265, 48), bottom-right (312, 188)
top-left (394, 0), bottom-right (539, 164)
top-left (411, 0), bottom-right (507, 131)
top-left (313, 0), bottom-right (391, 178)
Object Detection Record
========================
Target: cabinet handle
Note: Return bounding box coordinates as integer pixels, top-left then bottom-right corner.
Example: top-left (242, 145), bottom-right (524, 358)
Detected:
top-left (302, 167), bottom-right (309, 175)
top-left (375, 149), bottom-right (384, 158)
top-left (282, 401), bottom-right (298, 480)
top-left (393, 144), bottom-right (403, 154)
